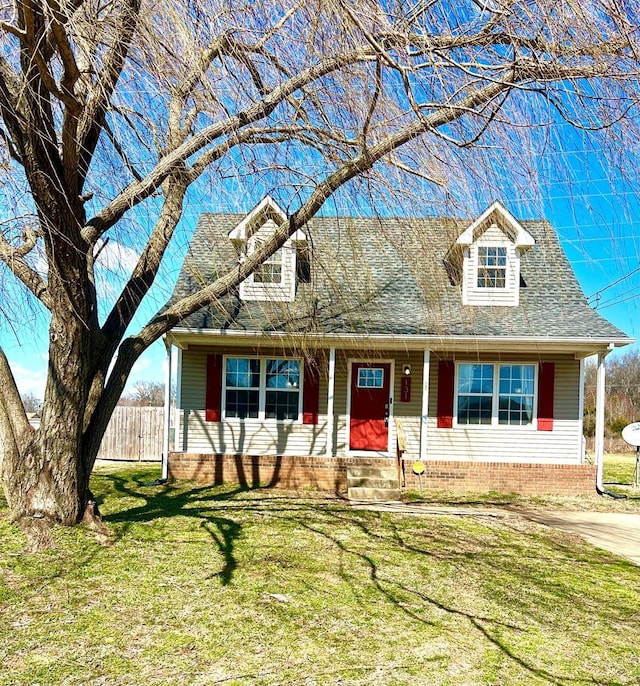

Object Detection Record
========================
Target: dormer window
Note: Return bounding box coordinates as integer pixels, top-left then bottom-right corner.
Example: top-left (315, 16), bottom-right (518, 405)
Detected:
top-left (229, 196), bottom-right (307, 303)
top-left (477, 247), bottom-right (506, 288)
top-left (456, 201), bottom-right (534, 307)
top-left (251, 239), bottom-right (283, 284)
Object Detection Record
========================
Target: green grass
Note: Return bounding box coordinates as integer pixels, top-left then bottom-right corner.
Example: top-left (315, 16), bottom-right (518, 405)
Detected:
top-left (2, 464), bottom-right (640, 685)
top-left (604, 453), bottom-right (640, 489)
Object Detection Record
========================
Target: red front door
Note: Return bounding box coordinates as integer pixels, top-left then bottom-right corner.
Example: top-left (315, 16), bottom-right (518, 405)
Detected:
top-left (349, 362), bottom-right (391, 451)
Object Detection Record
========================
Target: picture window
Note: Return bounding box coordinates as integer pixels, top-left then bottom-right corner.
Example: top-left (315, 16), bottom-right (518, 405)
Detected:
top-left (456, 363), bottom-right (535, 426)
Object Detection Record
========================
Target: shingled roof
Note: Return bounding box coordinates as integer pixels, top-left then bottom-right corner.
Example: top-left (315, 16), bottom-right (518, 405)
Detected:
top-left (169, 211), bottom-right (629, 342)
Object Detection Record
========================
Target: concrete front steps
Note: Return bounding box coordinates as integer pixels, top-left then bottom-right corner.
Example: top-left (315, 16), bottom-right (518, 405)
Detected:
top-left (347, 465), bottom-right (401, 501)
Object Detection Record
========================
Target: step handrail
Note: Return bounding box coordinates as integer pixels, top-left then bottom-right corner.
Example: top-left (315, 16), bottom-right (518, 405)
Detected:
top-left (394, 418), bottom-right (406, 488)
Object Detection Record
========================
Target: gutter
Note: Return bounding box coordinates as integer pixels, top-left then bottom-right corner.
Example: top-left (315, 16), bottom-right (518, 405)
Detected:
top-left (166, 327), bottom-right (632, 354)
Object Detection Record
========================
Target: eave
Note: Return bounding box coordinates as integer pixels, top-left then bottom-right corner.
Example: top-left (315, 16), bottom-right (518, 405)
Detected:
top-left (165, 327), bottom-right (633, 359)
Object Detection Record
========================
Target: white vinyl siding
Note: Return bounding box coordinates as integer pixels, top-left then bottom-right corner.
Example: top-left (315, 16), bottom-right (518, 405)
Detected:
top-left (462, 224), bottom-right (520, 306)
top-left (239, 219), bottom-right (297, 302)
top-left (332, 353), bottom-right (349, 455)
top-left (177, 347), bottom-right (425, 459)
top-left (176, 347), bottom-right (581, 464)
top-left (428, 355), bottom-right (582, 463)
top-left (178, 346), bottom-right (326, 455)
top-left (391, 352), bottom-right (424, 456)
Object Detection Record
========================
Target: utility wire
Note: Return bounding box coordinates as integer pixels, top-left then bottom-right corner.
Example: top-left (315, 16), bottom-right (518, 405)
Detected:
top-left (595, 284), bottom-right (640, 310)
top-left (588, 264), bottom-right (640, 306)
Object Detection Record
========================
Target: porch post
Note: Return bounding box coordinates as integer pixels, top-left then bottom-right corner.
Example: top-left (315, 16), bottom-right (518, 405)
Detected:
top-left (174, 347), bottom-right (183, 452)
top-left (326, 347), bottom-right (336, 457)
top-left (420, 349), bottom-right (431, 459)
top-left (594, 349), bottom-right (609, 492)
top-left (162, 340), bottom-right (173, 480)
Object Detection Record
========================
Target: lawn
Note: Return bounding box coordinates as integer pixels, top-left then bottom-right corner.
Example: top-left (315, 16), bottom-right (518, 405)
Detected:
top-left (604, 453), bottom-right (640, 490)
top-left (1, 464), bottom-right (640, 686)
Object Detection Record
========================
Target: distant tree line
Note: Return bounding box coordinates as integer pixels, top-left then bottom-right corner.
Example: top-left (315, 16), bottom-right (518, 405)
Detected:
top-left (118, 381), bottom-right (166, 407)
top-left (584, 351), bottom-right (640, 447)
top-left (22, 380), bottom-right (166, 414)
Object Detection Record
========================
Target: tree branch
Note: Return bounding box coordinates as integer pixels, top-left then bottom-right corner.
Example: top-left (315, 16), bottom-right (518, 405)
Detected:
top-left (76, 0), bottom-right (142, 190)
top-left (134, 71), bottom-right (519, 348)
top-left (0, 346), bottom-right (33, 442)
top-left (100, 174), bottom-right (187, 344)
top-left (0, 233), bottom-right (51, 308)
top-left (82, 46), bottom-right (378, 242)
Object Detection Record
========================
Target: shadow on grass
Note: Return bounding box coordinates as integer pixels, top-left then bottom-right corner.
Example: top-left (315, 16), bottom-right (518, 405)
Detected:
top-left (295, 510), bottom-right (634, 686)
top-left (96, 470), bottom-right (254, 586)
top-left (93, 469), bottom-right (637, 686)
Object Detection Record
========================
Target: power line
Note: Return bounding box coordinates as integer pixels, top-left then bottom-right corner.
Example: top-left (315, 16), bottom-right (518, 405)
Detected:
top-left (588, 264), bottom-right (640, 304)
top-left (596, 289), bottom-right (640, 311)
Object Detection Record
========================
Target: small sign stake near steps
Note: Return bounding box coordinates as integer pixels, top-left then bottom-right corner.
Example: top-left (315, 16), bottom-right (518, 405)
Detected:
top-left (412, 460), bottom-right (425, 489)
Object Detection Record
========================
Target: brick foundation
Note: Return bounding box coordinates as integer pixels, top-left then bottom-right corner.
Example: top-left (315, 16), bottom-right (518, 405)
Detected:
top-left (168, 452), bottom-right (395, 493)
top-left (169, 452), bottom-right (597, 496)
top-left (402, 459), bottom-right (597, 495)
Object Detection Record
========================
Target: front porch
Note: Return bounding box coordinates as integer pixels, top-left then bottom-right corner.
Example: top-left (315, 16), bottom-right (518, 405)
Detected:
top-left (163, 342), bottom-right (612, 497)
top-left (168, 452), bottom-right (598, 496)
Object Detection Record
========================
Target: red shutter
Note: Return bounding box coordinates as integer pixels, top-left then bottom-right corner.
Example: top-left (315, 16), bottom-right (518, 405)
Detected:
top-left (437, 360), bottom-right (455, 429)
top-left (205, 354), bottom-right (223, 422)
top-left (302, 358), bottom-right (320, 425)
top-left (537, 362), bottom-right (555, 431)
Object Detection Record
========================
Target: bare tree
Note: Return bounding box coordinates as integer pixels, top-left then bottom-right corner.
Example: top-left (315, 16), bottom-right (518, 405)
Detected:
top-left (120, 380), bottom-right (165, 407)
top-left (1, 0), bottom-right (640, 538)
top-left (584, 351), bottom-right (640, 445)
top-left (20, 392), bottom-right (41, 414)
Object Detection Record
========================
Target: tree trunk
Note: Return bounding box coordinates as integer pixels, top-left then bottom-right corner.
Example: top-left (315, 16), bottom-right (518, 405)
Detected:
top-left (1, 311), bottom-right (98, 526)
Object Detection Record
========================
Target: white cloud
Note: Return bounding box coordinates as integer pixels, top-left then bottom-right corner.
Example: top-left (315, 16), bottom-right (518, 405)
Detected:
top-left (95, 239), bottom-right (139, 272)
top-left (10, 361), bottom-right (47, 400)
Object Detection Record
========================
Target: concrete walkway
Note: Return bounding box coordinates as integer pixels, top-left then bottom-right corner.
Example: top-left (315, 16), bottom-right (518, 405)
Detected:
top-left (349, 501), bottom-right (640, 565)
top-left (522, 511), bottom-right (640, 566)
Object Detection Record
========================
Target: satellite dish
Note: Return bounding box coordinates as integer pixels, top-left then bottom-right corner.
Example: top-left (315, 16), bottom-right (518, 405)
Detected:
top-left (621, 422), bottom-right (640, 448)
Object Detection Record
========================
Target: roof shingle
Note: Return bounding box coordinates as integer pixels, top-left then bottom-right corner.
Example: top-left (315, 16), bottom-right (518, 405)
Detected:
top-left (169, 212), bottom-right (629, 342)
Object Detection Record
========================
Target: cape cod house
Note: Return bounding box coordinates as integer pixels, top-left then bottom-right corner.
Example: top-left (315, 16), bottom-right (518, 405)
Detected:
top-left (163, 197), bottom-right (631, 496)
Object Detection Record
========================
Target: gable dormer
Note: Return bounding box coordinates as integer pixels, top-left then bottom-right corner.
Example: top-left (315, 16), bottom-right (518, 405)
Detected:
top-left (456, 201), bottom-right (534, 307)
top-left (229, 196), bottom-right (307, 303)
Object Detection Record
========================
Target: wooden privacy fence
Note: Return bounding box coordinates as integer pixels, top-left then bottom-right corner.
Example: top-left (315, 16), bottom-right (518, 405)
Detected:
top-left (97, 406), bottom-right (164, 462)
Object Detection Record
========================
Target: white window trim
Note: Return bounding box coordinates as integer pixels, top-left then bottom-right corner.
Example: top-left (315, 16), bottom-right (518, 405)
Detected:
top-left (247, 237), bottom-right (284, 285)
top-left (356, 366), bottom-right (385, 389)
top-left (222, 355), bottom-right (304, 423)
top-left (453, 361), bottom-right (538, 429)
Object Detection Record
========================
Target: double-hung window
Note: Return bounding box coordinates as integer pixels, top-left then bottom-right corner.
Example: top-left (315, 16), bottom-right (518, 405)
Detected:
top-left (224, 357), bottom-right (301, 420)
top-left (477, 246), bottom-right (507, 288)
top-left (498, 365), bottom-right (535, 425)
top-left (254, 249), bottom-right (283, 284)
top-left (456, 363), bottom-right (536, 426)
top-left (456, 364), bottom-right (494, 425)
